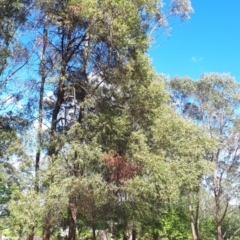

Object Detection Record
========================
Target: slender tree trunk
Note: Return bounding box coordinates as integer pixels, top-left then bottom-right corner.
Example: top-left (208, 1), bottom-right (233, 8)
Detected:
top-left (36, 21), bottom-right (51, 240)
top-left (42, 210), bottom-right (51, 240)
top-left (188, 195), bottom-right (198, 240)
top-left (92, 223), bottom-right (96, 240)
top-left (195, 188), bottom-right (200, 238)
top-left (48, 72), bottom-right (65, 156)
top-left (217, 223), bottom-right (222, 240)
top-left (123, 225), bottom-right (128, 240)
top-left (27, 233), bottom-right (34, 240)
top-left (27, 226), bottom-right (35, 240)
top-left (132, 229), bottom-right (136, 240)
top-left (213, 173), bottom-right (226, 240)
top-left (35, 19), bottom-right (48, 192)
top-left (30, 20), bottom-right (48, 240)
top-left (216, 197), bottom-right (223, 240)
top-left (42, 226), bottom-right (51, 240)
top-left (68, 198), bottom-right (77, 240)
top-left (123, 234), bottom-right (128, 240)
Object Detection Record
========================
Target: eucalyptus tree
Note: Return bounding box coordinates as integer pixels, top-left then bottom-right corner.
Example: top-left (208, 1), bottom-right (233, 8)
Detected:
top-left (39, 76), bottom-right (212, 240)
top-left (170, 73), bottom-right (240, 240)
top-left (29, 1), bottom-right (195, 240)
top-left (5, 0), bottom-right (211, 240)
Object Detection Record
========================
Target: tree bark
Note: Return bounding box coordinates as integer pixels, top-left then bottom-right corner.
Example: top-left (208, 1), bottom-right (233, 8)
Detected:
top-left (42, 210), bottom-right (51, 240)
top-left (132, 229), bottom-right (136, 240)
top-left (194, 188), bottom-right (200, 238)
top-left (123, 223), bottom-right (128, 240)
top-left (27, 233), bottom-right (34, 240)
top-left (48, 71), bottom-right (65, 156)
top-left (68, 199), bottom-right (77, 240)
top-left (35, 19), bottom-right (48, 192)
top-left (92, 223), bottom-right (96, 240)
top-left (123, 234), bottom-right (128, 240)
top-left (42, 225), bottom-right (51, 240)
top-left (216, 199), bottom-right (222, 240)
top-left (188, 195), bottom-right (198, 240)
top-left (217, 223), bottom-right (222, 240)
top-left (213, 172), bottom-right (227, 240)
top-left (27, 226), bottom-right (35, 240)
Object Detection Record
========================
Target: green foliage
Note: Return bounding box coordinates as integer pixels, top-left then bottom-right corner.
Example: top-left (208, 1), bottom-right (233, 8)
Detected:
top-left (0, 115), bottom-right (26, 226)
top-left (0, 177), bottom-right (16, 221)
top-left (0, 1), bottom-right (218, 240)
top-left (8, 189), bottom-right (44, 236)
top-left (170, 73), bottom-right (240, 240)
top-left (0, 117), bottom-right (17, 158)
top-left (0, 0), bottom-right (30, 74)
top-left (199, 217), bottom-right (216, 240)
top-left (159, 206), bottom-right (191, 239)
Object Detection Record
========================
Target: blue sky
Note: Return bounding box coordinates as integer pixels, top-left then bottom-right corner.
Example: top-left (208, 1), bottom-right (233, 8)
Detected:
top-left (149, 0), bottom-right (240, 81)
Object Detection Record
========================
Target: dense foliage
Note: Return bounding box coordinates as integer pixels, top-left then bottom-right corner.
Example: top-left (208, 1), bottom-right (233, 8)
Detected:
top-left (0, 1), bottom-right (239, 240)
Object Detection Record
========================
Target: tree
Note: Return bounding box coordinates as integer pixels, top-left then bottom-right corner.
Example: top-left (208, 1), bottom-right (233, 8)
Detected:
top-left (2, 1), bottom-right (215, 240)
top-left (35, 1), bottom-right (195, 239)
top-left (39, 77), bottom-right (212, 240)
top-left (0, 115), bottom-right (28, 237)
top-left (169, 73), bottom-right (240, 240)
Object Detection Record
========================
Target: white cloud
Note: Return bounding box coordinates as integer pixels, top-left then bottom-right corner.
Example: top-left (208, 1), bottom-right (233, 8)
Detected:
top-left (43, 91), bottom-right (55, 103)
top-left (33, 119), bottom-right (50, 131)
top-left (191, 56), bottom-right (203, 62)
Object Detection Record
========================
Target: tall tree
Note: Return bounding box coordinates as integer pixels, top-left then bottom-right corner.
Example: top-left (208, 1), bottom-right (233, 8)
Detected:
top-left (170, 73), bottom-right (240, 240)
top-left (4, 1), bottom-right (212, 240)
top-left (35, 1), bottom-right (195, 239)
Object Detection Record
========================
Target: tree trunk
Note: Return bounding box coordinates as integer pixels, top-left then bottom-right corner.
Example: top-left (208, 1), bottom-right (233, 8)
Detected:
top-left (132, 229), bottom-right (136, 240)
top-left (27, 225), bottom-right (35, 240)
top-left (216, 198), bottom-right (223, 240)
top-left (217, 223), bottom-right (222, 240)
top-left (48, 72), bottom-right (65, 156)
top-left (92, 223), bottom-right (96, 240)
top-left (68, 199), bottom-right (77, 240)
top-left (35, 20), bottom-right (48, 192)
top-left (42, 225), bottom-right (51, 240)
top-left (188, 195), bottom-right (198, 240)
top-left (123, 234), bottom-right (128, 240)
top-left (42, 212), bottom-right (51, 240)
top-left (214, 172), bottom-right (226, 240)
top-left (27, 234), bottom-right (34, 240)
top-left (194, 188), bottom-right (200, 238)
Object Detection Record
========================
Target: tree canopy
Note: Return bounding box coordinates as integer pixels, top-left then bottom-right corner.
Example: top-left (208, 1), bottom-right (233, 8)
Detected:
top-left (1, 1), bottom-right (240, 240)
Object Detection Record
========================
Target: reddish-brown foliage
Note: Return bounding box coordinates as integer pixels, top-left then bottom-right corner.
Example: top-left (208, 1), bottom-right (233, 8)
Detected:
top-left (102, 152), bottom-right (140, 184)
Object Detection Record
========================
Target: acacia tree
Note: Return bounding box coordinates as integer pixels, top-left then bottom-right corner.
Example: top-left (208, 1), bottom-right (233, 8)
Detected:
top-left (170, 73), bottom-right (240, 240)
